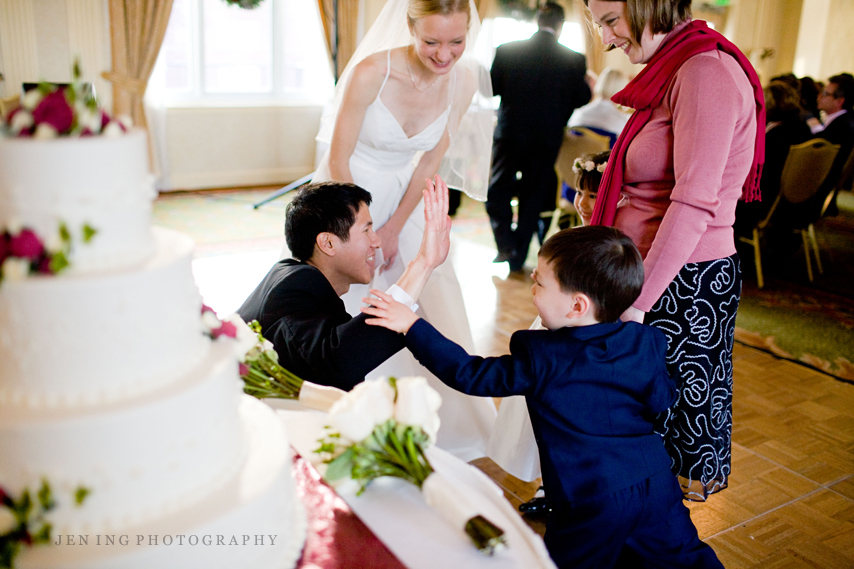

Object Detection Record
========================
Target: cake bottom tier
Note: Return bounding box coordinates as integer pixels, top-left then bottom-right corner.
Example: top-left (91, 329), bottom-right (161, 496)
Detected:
top-left (0, 340), bottom-right (245, 535)
top-left (18, 396), bottom-right (306, 569)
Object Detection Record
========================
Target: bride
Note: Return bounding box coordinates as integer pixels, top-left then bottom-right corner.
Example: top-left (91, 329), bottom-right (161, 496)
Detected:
top-left (311, 0), bottom-right (496, 461)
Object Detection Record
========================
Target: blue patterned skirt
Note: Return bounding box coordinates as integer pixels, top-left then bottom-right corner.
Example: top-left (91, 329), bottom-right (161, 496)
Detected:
top-left (644, 254), bottom-right (741, 501)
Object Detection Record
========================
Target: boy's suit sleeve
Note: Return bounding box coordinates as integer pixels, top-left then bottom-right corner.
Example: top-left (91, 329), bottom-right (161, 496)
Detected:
top-left (405, 318), bottom-right (534, 397)
top-left (644, 327), bottom-right (677, 414)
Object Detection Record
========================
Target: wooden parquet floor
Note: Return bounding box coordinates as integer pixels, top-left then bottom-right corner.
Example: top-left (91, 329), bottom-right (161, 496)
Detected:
top-left (449, 238), bottom-right (854, 569)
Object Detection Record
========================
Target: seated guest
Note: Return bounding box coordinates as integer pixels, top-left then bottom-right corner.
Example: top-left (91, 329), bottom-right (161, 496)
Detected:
top-left (568, 67), bottom-right (630, 146)
top-left (808, 73), bottom-right (854, 215)
top-left (237, 177), bottom-right (451, 390)
top-left (734, 81), bottom-right (811, 234)
top-left (362, 226), bottom-right (723, 569)
top-left (799, 76), bottom-right (821, 121)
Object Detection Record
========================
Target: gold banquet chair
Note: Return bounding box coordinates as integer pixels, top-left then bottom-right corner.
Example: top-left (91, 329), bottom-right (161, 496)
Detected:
top-left (738, 138), bottom-right (839, 288)
top-left (552, 127), bottom-right (611, 229)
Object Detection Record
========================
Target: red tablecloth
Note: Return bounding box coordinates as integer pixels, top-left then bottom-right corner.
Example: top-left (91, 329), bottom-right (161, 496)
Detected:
top-left (292, 451), bottom-right (406, 569)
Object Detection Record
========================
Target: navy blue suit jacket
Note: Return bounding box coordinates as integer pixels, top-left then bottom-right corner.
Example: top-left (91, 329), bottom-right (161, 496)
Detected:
top-left (237, 259), bottom-right (403, 390)
top-left (406, 319), bottom-right (676, 503)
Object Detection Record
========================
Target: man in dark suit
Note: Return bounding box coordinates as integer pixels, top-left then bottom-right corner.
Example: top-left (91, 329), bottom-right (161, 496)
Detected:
top-left (361, 226), bottom-right (723, 568)
top-left (487, 2), bottom-right (591, 272)
top-left (237, 178), bottom-right (451, 391)
top-left (810, 73), bottom-right (854, 214)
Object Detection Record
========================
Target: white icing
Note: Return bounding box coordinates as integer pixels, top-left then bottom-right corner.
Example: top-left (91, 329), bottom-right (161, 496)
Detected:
top-left (2, 131), bottom-right (305, 569)
top-left (0, 341), bottom-right (245, 535)
top-left (0, 228), bottom-right (208, 408)
top-left (17, 397), bottom-right (307, 569)
top-left (0, 130), bottom-right (156, 273)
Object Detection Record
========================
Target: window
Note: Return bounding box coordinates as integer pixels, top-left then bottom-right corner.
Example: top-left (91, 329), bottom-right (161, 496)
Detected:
top-left (475, 17), bottom-right (586, 70)
top-left (155, 0), bottom-right (334, 102)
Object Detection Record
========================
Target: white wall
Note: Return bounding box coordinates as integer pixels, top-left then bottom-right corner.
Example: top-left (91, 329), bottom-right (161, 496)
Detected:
top-left (163, 104), bottom-right (322, 190)
top-left (0, 0), bottom-right (324, 192)
top-left (793, 0), bottom-right (854, 79)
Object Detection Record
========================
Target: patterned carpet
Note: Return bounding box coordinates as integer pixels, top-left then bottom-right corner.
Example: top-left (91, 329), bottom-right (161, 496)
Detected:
top-left (153, 186), bottom-right (854, 382)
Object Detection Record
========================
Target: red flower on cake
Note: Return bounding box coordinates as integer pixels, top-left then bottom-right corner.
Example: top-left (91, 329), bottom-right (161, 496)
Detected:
top-left (9, 229), bottom-right (45, 260)
top-left (31, 90), bottom-right (74, 134)
top-left (200, 304), bottom-right (238, 339)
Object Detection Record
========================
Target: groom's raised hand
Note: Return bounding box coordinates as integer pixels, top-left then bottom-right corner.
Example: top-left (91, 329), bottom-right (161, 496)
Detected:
top-left (417, 175), bottom-right (452, 270)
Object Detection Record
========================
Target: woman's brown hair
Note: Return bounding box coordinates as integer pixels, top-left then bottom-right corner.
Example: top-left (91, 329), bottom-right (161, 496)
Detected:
top-left (584, 0), bottom-right (692, 47)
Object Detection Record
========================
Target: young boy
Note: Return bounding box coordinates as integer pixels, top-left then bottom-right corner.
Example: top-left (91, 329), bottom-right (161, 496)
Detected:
top-left (361, 226), bottom-right (723, 569)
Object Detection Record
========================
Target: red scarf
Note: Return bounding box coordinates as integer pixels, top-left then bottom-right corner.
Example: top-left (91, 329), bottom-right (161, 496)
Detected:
top-left (591, 20), bottom-right (765, 227)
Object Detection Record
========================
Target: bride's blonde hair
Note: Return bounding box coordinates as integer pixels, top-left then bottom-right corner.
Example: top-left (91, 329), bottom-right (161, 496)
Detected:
top-left (407, 0), bottom-right (471, 28)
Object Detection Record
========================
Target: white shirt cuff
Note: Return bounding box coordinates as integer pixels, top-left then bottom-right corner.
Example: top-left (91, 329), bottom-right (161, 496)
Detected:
top-left (386, 284), bottom-right (419, 314)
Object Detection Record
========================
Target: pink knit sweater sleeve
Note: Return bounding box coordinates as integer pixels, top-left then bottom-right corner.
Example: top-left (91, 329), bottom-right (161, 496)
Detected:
top-left (634, 52), bottom-right (755, 311)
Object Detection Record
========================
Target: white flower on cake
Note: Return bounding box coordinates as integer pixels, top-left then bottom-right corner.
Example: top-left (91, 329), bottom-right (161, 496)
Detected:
top-left (9, 110), bottom-right (34, 134)
top-left (21, 88), bottom-right (43, 110)
top-left (34, 123), bottom-right (59, 139)
top-left (103, 121), bottom-right (125, 138)
top-left (1, 257), bottom-right (31, 281)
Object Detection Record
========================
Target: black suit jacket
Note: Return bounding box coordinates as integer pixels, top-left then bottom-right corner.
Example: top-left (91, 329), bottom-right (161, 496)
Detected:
top-left (406, 318), bottom-right (675, 503)
top-left (491, 30), bottom-right (590, 150)
top-left (813, 110), bottom-right (854, 210)
top-left (816, 110), bottom-right (854, 159)
top-left (237, 259), bottom-right (404, 391)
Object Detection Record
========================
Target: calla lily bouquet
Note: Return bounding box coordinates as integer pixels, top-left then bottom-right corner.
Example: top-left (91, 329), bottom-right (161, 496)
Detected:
top-left (315, 377), bottom-right (508, 556)
top-left (200, 308), bottom-right (345, 412)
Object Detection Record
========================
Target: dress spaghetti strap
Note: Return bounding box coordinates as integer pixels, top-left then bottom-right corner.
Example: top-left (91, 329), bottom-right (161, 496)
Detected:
top-left (377, 49), bottom-right (392, 97)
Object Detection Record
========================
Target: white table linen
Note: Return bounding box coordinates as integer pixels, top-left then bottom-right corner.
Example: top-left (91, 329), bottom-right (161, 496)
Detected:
top-left (270, 400), bottom-right (556, 569)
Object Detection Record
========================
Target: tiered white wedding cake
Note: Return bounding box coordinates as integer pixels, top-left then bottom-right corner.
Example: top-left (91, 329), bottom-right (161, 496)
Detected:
top-left (0, 129), bottom-right (306, 568)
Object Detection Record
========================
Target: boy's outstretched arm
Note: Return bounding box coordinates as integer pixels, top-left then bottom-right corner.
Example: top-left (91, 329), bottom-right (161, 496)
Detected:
top-left (364, 292), bottom-right (533, 399)
top-left (361, 289), bottom-right (419, 334)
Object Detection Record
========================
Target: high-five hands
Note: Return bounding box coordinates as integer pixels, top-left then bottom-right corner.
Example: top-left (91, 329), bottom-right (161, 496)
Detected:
top-left (361, 289), bottom-right (419, 334)
top-left (418, 175), bottom-right (452, 271)
top-left (373, 175), bottom-right (452, 320)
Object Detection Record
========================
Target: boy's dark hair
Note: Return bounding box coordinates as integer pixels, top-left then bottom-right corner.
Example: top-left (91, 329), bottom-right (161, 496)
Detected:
top-left (284, 181), bottom-right (372, 261)
top-left (539, 226), bottom-right (644, 323)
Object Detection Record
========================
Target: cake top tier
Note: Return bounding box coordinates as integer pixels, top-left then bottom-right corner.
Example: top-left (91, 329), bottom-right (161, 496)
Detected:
top-left (2, 63), bottom-right (132, 139)
top-left (0, 130), bottom-right (157, 277)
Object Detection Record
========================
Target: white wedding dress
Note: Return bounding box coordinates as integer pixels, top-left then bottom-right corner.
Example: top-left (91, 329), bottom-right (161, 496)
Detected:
top-left (312, 51), bottom-right (497, 461)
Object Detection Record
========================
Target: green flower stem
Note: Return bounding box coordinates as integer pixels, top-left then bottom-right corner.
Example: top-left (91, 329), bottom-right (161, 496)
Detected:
top-left (240, 357), bottom-right (302, 399)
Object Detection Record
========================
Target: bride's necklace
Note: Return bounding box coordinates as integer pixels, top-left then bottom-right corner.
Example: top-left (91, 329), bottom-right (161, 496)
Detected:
top-left (406, 46), bottom-right (440, 93)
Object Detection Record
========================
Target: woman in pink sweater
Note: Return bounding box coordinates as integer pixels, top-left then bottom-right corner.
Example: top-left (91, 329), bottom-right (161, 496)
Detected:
top-left (585, 0), bottom-right (765, 501)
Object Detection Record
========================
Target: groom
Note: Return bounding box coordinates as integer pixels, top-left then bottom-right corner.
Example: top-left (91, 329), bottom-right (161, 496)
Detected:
top-left (237, 177), bottom-right (453, 391)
